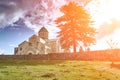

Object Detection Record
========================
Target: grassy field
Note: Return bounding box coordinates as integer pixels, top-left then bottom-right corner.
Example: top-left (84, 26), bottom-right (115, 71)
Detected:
top-left (0, 60), bottom-right (120, 80)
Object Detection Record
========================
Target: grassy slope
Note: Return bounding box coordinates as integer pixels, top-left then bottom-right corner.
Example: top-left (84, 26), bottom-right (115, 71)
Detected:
top-left (0, 60), bottom-right (120, 80)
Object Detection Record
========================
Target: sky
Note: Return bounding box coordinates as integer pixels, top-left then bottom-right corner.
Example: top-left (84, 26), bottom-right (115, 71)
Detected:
top-left (0, 0), bottom-right (120, 54)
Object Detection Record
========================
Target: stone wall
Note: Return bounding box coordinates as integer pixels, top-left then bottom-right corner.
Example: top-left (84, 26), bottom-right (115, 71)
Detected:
top-left (1, 49), bottom-right (120, 61)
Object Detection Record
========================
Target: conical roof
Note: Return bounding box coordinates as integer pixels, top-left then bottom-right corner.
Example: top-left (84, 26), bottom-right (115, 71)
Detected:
top-left (39, 27), bottom-right (48, 33)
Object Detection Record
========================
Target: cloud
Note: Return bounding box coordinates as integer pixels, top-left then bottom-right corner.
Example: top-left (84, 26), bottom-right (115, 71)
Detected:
top-left (0, 0), bottom-right (36, 28)
top-left (0, 0), bottom-right (21, 27)
top-left (9, 44), bottom-right (16, 47)
top-left (97, 18), bottom-right (120, 39)
top-left (25, 0), bottom-right (64, 25)
top-left (0, 0), bottom-right (63, 32)
top-left (0, 48), bottom-right (4, 54)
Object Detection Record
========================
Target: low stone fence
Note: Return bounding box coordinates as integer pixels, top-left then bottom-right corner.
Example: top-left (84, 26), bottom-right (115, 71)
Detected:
top-left (0, 49), bottom-right (120, 61)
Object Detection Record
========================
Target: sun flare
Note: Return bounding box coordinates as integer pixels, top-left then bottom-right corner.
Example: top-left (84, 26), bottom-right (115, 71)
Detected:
top-left (89, 0), bottom-right (120, 50)
top-left (105, 0), bottom-right (120, 20)
top-left (88, 0), bottom-right (120, 27)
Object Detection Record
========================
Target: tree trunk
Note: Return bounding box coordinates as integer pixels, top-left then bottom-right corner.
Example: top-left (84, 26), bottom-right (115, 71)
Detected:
top-left (73, 30), bottom-right (76, 53)
top-left (73, 44), bottom-right (76, 53)
top-left (73, 38), bottom-right (76, 53)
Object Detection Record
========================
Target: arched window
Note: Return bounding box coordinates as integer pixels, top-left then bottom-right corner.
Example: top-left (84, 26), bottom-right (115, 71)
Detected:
top-left (20, 47), bottom-right (22, 50)
top-left (27, 51), bottom-right (33, 55)
top-left (28, 53), bottom-right (32, 55)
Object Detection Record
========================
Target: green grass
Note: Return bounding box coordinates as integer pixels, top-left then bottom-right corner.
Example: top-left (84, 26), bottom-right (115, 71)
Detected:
top-left (0, 60), bottom-right (120, 80)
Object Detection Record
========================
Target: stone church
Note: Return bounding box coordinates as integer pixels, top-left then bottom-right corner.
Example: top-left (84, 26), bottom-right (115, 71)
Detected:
top-left (14, 27), bottom-right (61, 55)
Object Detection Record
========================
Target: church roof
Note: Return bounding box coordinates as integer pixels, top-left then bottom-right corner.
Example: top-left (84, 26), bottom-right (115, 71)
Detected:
top-left (39, 27), bottom-right (48, 33)
top-left (30, 34), bottom-right (37, 38)
top-left (19, 41), bottom-right (28, 46)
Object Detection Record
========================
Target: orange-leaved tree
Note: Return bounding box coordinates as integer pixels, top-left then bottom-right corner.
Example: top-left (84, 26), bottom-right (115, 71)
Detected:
top-left (55, 2), bottom-right (96, 53)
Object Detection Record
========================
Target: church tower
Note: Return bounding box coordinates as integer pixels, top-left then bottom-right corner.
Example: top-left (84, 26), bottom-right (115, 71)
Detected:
top-left (38, 27), bottom-right (48, 39)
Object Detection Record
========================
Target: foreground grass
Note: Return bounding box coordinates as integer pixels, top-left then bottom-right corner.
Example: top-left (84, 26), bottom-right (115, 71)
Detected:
top-left (0, 60), bottom-right (120, 80)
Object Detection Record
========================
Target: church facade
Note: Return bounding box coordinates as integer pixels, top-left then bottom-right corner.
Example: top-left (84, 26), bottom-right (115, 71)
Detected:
top-left (14, 27), bottom-right (61, 55)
